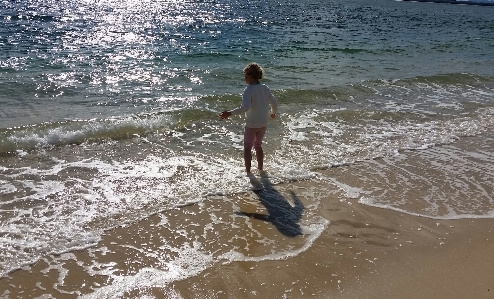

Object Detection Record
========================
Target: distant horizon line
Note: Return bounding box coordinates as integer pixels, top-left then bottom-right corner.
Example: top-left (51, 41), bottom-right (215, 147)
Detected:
top-left (401, 0), bottom-right (494, 5)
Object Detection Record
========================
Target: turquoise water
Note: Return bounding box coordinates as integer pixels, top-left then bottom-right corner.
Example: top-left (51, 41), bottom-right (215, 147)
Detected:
top-left (1, 0), bottom-right (494, 282)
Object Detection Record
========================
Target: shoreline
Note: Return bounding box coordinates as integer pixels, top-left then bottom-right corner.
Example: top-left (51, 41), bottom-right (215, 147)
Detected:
top-left (1, 133), bottom-right (494, 298)
top-left (2, 182), bottom-right (493, 298)
top-left (402, 0), bottom-right (494, 6)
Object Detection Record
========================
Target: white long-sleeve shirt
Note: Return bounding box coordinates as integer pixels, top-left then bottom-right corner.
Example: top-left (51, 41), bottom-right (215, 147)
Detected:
top-left (230, 83), bottom-right (278, 128)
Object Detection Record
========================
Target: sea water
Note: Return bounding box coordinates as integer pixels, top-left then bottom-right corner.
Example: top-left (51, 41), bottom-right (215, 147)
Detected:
top-left (1, 0), bottom-right (494, 286)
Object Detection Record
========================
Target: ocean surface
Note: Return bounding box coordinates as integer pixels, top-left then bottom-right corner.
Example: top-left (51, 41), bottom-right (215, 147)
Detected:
top-left (1, 0), bottom-right (494, 291)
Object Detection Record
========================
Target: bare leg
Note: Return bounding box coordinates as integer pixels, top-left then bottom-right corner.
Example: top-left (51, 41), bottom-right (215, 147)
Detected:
top-left (244, 148), bottom-right (252, 173)
top-left (255, 146), bottom-right (264, 171)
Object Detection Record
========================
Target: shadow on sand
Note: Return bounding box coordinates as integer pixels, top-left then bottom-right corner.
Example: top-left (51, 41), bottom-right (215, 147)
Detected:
top-left (236, 173), bottom-right (304, 237)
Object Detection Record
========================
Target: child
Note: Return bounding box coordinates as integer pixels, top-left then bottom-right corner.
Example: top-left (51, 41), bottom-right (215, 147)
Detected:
top-left (219, 62), bottom-right (278, 174)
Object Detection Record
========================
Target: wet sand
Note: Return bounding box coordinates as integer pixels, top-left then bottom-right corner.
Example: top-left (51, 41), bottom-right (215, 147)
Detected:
top-left (1, 134), bottom-right (494, 298)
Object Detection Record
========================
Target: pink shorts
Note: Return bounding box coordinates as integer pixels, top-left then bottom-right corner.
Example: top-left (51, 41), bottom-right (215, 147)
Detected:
top-left (243, 127), bottom-right (267, 149)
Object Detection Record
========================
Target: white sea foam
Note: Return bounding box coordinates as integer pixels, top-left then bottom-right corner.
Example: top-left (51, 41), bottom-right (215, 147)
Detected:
top-left (218, 218), bottom-right (329, 263)
top-left (359, 197), bottom-right (494, 220)
top-left (2, 102), bottom-right (493, 278)
top-left (3, 114), bottom-right (173, 152)
top-left (325, 135), bottom-right (494, 220)
top-left (0, 145), bottom-right (289, 276)
top-left (64, 180), bottom-right (330, 297)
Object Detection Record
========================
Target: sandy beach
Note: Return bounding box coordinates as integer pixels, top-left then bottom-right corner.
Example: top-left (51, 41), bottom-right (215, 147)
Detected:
top-left (1, 133), bottom-right (494, 298)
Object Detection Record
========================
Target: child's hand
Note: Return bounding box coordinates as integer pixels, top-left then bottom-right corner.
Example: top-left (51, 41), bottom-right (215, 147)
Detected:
top-left (219, 111), bottom-right (232, 119)
top-left (270, 113), bottom-right (276, 119)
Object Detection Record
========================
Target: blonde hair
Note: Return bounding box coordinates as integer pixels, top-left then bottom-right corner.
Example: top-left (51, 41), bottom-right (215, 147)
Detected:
top-left (243, 62), bottom-right (264, 80)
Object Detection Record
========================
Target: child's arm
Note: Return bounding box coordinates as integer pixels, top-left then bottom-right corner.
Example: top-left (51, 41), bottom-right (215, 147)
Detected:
top-left (219, 89), bottom-right (252, 119)
top-left (231, 91), bottom-right (252, 115)
top-left (269, 92), bottom-right (278, 119)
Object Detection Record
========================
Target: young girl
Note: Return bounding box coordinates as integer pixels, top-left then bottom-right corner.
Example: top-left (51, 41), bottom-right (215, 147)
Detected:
top-left (219, 62), bottom-right (278, 174)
